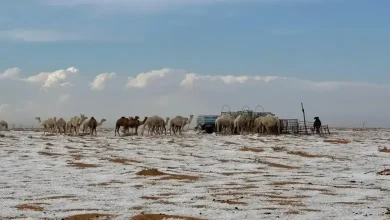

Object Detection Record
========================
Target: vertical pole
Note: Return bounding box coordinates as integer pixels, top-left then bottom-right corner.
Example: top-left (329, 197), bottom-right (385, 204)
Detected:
top-left (301, 103), bottom-right (308, 135)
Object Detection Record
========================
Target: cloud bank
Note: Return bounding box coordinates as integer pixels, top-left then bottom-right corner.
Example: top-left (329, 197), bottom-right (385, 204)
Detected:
top-left (0, 67), bottom-right (389, 128)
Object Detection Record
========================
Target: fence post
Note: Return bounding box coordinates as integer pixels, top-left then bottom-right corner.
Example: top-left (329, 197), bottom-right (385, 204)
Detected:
top-left (301, 103), bottom-right (308, 135)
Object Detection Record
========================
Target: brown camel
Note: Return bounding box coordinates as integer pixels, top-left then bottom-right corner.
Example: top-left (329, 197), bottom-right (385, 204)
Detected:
top-left (128, 116), bottom-right (147, 134)
top-left (115, 116), bottom-right (129, 136)
top-left (88, 117), bottom-right (98, 136)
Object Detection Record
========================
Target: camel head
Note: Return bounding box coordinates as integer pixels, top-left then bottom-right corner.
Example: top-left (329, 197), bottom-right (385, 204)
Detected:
top-left (35, 117), bottom-right (41, 122)
top-left (101, 119), bottom-right (106, 123)
top-left (134, 116), bottom-right (140, 120)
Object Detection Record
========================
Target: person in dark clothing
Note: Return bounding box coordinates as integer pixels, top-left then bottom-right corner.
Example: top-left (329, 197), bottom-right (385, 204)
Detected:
top-left (313, 117), bottom-right (322, 135)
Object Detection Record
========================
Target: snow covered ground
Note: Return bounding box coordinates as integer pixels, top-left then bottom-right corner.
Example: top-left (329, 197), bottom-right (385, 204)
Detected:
top-left (0, 128), bottom-right (389, 220)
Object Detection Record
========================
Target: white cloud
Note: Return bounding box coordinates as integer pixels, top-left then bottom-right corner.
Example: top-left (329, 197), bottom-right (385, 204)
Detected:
top-left (90, 72), bottom-right (117, 91)
top-left (22, 67), bottom-right (79, 91)
top-left (1, 67), bottom-right (390, 128)
top-left (0, 68), bottom-right (21, 80)
top-left (0, 29), bottom-right (81, 42)
top-left (126, 68), bottom-right (173, 88)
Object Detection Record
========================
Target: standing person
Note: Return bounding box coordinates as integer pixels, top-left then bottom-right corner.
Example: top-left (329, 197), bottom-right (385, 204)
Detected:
top-left (313, 117), bottom-right (322, 135)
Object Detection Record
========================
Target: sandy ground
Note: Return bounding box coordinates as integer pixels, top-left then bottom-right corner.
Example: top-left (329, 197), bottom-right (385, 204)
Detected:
top-left (0, 128), bottom-right (389, 220)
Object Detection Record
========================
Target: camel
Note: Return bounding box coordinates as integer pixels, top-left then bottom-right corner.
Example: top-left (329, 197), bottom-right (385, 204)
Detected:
top-left (246, 115), bottom-right (256, 133)
top-left (127, 116), bottom-right (147, 134)
top-left (215, 114), bottom-right (235, 134)
top-left (67, 114), bottom-right (87, 135)
top-left (88, 117), bottom-right (98, 136)
top-left (253, 116), bottom-right (265, 134)
top-left (98, 118), bottom-right (106, 127)
top-left (154, 117), bottom-right (169, 135)
top-left (0, 120), bottom-right (8, 130)
top-left (53, 117), bottom-right (67, 135)
top-left (115, 117), bottom-right (129, 136)
top-left (234, 115), bottom-right (249, 135)
top-left (82, 118), bottom-right (106, 133)
top-left (269, 119), bottom-right (284, 134)
top-left (35, 117), bottom-right (56, 135)
top-left (141, 116), bottom-right (164, 136)
top-left (261, 114), bottom-right (281, 135)
top-left (169, 115), bottom-right (193, 135)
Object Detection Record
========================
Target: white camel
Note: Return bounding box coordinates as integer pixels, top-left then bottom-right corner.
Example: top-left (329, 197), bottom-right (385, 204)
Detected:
top-left (0, 120), bottom-right (8, 130)
top-left (261, 114), bottom-right (281, 135)
top-left (169, 115), bottom-right (193, 135)
top-left (153, 117), bottom-right (169, 135)
top-left (215, 114), bottom-right (235, 134)
top-left (181, 115), bottom-right (194, 131)
top-left (253, 116), bottom-right (265, 134)
top-left (141, 116), bottom-right (161, 136)
top-left (234, 115), bottom-right (249, 135)
top-left (67, 114), bottom-right (87, 135)
top-left (54, 117), bottom-right (67, 135)
top-left (35, 117), bottom-right (56, 135)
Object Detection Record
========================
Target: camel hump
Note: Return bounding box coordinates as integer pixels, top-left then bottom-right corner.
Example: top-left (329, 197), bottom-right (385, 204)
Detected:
top-left (121, 116), bottom-right (125, 119)
top-left (91, 117), bottom-right (95, 120)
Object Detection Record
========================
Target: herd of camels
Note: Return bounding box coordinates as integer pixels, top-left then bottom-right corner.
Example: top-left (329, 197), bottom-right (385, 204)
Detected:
top-left (215, 113), bottom-right (282, 135)
top-left (0, 113), bottom-right (283, 136)
top-left (0, 114), bottom-right (195, 136)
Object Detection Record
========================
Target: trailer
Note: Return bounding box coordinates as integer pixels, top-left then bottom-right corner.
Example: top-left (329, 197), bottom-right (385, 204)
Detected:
top-left (196, 115), bottom-right (218, 134)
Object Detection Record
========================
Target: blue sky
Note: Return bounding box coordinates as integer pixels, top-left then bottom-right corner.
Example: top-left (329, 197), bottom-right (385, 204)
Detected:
top-left (1, 0), bottom-right (389, 82)
top-left (1, 0), bottom-right (390, 127)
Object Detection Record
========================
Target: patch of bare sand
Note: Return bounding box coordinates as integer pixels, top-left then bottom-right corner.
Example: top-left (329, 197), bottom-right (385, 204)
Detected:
top-left (334, 202), bottom-right (365, 205)
top-left (67, 162), bottom-right (100, 169)
top-left (269, 181), bottom-right (302, 186)
top-left (333, 185), bottom-right (358, 189)
top-left (240, 147), bottom-right (264, 152)
top-left (324, 139), bottom-right (350, 144)
top-left (15, 203), bottom-right (45, 211)
top-left (212, 199), bottom-right (247, 205)
top-left (131, 213), bottom-right (204, 220)
top-left (38, 151), bottom-right (62, 157)
top-left (298, 187), bottom-right (332, 192)
top-left (377, 169), bottom-right (390, 175)
top-left (131, 206), bottom-right (144, 210)
top-left (63, 213), bottom-right (112, 220)
top-left (379, 147), bottom-right (390, 153)
top-left (268, 199), bottom-right (305, 207)
top-left (255, 194), bottom-right (310, 199)
top-left (221, 171), bottom-right (264, 176)
top-left (54, 208), bottom-right (101, 212)
top-left (262, 207), bottom-right (279, 210)
top-left (285, 210), bottom-right (300, 214)
top-left (71, 154), bottom-right (84, 160)
top-left (88, 180), bottom-right (125, 187)
top-left (140, 196), bottom-right (161, 200)
top-left (36, 195), bottom-right (77, 200)
top-left (267, 162), bottom-right (299, 169)
top-left (287, 151), bottom-right (332, 158)
top-left (108, 158), bottom-right (139, 164)
top-left (272, 146), bottom-right (287, 152)
top-left (136, 168), bottom-right (199, 181)
top-left (300, 209), bottom-right (321, 212)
